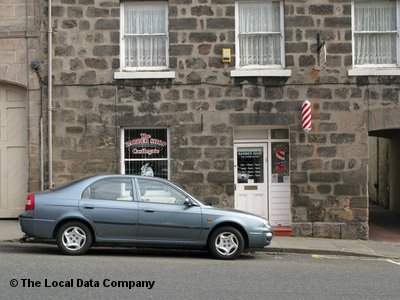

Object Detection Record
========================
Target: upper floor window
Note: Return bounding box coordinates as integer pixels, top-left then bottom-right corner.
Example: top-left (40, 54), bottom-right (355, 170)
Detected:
top-left (353, 0), bottom-right (399, 67)
top-left (235, 0), bottom-right (285, 69)
top-left (120, 1), bottom-right (168, 71)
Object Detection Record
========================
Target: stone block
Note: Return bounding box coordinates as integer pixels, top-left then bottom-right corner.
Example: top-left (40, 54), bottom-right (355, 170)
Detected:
top-left (302, 159), bottom-right (323, 170)
top-left (331, 159), bottom-right (345, 170)
top-left (216, 99), bottom-right (247, 111)
top-left (292, 223), bottom-right (313, 237)
top-left (189, 32), bottom-right (217, 43)
top-left (206, 18), bottom-right (234, 29)
top-left (327, 43), bottom-right (352, 54)
top-left (94, 19), bottom-right (119, 30)
top-left (291, 172), bottom-right (308, 183)
top-left (84, 58), bottom-right (108, 69)
top-left (67, 7), bottom-right (83, 18)
top-left (292, 207), bottom-right (308, 222)
top-left (170, 45), bottom-right (193, 56)
top-left (207, 172), bottom-right (233, 184)
top-left (191, 136), bottom-right (218, 146)
top-left (317, 184), bottom-right (331, 194)
top-left (323, 101), bottom-right (350, 111)
top-left (309, 5), bottom-right (334, 15)
top-left (173, 172), bottom-right (204, 185)
top-left (299, 55), bottom-right (316, 67)
top-left (286, 16), bottom-right (314, 27)
top-left (340, 223), bottom-right (358, 239)
top-left (307, 134), bottom-right (327, 144)
top-left (170, 18), bottom-right (197, 30)
top-left (330, 133), bottom-right (355, 144)
top-left (324, 17), bottom-right (351, 28)
top-left (291, 145), bottom-right (314, 159)
top-left (334, 184), bottom-right (360, 196)
top-left (312, 222), bottom-right (341, 238)
top-left (191, 6), bottom-right (214, 16)
top-left (253, 102), bottom-right (273, 113)
top-left (186, 57), bottom-right (207, 69)
top-left (317, 146), bottom-right (337, 157)
top-left (93, 45), bottom-right (119, 56)
top-left (172, 147), bottom-right (202, 159)
top-left (318, 123), bottom-right (337, 131)
top-left (204, 148), bottom-right (232, 159)
top-left (350, 197), bottom-right (368, 209)
top-left (306, 88), bottom-right (332, 99)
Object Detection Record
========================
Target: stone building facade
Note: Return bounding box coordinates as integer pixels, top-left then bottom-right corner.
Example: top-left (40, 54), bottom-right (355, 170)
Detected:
top-left (26, 0), bottom-right (400, 239)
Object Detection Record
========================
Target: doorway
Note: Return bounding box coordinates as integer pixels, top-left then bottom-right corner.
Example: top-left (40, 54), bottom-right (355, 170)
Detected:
top-left (0, 84), bottom-right (28, 217)
top-left (233, 127), bottom-right (291, 227)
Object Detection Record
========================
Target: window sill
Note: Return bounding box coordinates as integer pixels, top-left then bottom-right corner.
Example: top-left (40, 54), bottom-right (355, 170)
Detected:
top-left (348, 68), bottom-right (400, 76)
top-left (230, 69), bottom-right (292, 77)
top-left (114, 71), bottom-right (176, 79)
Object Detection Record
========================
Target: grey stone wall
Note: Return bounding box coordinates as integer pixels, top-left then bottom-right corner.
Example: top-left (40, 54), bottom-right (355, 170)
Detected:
top-left (41, 0), bottom-right (400, 239)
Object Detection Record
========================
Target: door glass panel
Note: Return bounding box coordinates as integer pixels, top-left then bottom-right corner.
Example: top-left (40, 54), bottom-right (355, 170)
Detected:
top-left (137, 178), bottom-right (187, 205)
top-left (236, 147), bottom-right (264, 183)
top-left (271, 142), bottom-right (289, 183)
top-left (82, 178), bottom-right (133, 201)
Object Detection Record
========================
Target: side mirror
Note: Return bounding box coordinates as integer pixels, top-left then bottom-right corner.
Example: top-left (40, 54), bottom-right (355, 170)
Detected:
top-left (184, 198), bottom-right (193, 207)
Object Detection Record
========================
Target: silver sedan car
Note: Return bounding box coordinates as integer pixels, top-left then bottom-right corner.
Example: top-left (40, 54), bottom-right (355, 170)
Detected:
top-left (19, 175), bottom-right (273, 260)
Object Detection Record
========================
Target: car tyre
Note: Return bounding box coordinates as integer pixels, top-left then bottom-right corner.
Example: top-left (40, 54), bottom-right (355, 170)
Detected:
top-left (208, 226), bottom-right (244, 260)
top-left (56, 221), bottom-right (92, 255)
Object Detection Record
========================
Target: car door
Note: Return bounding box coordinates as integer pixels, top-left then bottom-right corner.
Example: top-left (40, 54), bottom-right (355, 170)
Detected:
top-left (136, 178), bottom-right (202, 241)
top-left (79, 177), bottom-right (138, 239)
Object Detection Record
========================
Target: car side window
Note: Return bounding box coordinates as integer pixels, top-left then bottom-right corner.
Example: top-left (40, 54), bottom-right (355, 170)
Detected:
top-left (137, 178), bottom-right (187, 205)
top-left (82, 178), bottom-right (133, 201)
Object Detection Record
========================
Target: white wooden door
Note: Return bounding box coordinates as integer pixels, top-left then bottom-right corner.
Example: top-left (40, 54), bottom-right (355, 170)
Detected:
top-left (0, 85), bottom-right (28, 217)
top-left (234, 144), bottom-right (268, 218)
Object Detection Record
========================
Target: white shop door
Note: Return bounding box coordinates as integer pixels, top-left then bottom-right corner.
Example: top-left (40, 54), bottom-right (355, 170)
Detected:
top-left (0, 84), bottom-right (28, 217)
top-left (234, 144), bottom-right (268, 218)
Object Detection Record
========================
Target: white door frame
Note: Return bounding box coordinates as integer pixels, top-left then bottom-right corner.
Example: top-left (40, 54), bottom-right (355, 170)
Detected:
top-left (233, 127), bottom-right (291, 225)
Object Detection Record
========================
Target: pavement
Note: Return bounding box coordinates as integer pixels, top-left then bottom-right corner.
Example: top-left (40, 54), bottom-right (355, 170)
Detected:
top-left (1, 219), bottom-right (399, 259)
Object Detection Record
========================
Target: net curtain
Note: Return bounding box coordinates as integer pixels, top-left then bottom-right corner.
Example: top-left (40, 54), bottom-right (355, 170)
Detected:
top-left (124, 3), bottom-right (167, 68)
top-left (238, 1), bottom-right (281, 66)
top-left (354, 0), bottom-right (397, 65)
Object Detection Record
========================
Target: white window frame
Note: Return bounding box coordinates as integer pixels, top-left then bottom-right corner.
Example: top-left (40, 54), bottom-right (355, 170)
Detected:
top-left (115, 1), bottom-right (175, 79)
top-left (349, 0), bottom-right (400, 76)
top-left (231, 0), bottom-right (291, 77)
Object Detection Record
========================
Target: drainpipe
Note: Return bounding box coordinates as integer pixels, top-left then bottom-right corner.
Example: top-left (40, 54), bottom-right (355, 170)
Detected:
top-left (48, 0), bottom-right (53, 188)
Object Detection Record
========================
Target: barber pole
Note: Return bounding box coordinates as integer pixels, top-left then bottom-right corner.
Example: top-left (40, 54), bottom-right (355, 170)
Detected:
top-left (302, 100), bottom-right (312, 132)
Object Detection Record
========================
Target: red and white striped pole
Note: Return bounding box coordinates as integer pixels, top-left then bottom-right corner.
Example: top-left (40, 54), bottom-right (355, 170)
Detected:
top-left (302, 100), bottom-right (312, 132)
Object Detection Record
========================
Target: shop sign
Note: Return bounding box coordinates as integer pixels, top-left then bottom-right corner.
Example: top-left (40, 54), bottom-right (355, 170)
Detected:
top-left (125, 133), bottom-right (167, 156)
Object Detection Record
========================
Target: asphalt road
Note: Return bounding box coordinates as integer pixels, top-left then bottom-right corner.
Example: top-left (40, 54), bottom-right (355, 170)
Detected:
top-left (0, 242), bottom-right (399, 299)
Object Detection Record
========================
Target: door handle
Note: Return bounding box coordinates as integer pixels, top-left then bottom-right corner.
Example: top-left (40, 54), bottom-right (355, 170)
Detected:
top-left (144, 209), bottom-right (155, 213)
top-left (83, 205), bottom-right (95, 209)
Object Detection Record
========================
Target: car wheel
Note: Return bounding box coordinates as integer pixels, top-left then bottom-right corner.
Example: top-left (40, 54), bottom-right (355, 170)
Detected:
top-left (208, 226), bottom-right (244, 260)
top-left (56, 222), bottom-right (92, 255)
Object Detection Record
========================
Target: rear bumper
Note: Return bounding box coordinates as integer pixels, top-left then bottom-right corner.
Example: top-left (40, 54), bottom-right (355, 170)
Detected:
top-left (19, 214), bottom-right (55, 239)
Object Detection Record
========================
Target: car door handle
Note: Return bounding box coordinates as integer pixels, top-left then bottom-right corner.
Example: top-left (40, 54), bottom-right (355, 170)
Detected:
top-left (83, 205), bottom-right (95, 209)
top-left (144, 209), bottom-right (155, 213)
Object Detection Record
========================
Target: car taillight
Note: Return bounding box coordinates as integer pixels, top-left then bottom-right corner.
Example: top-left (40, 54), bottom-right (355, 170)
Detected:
top-left (25, 193), bottom-right (35, 211)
